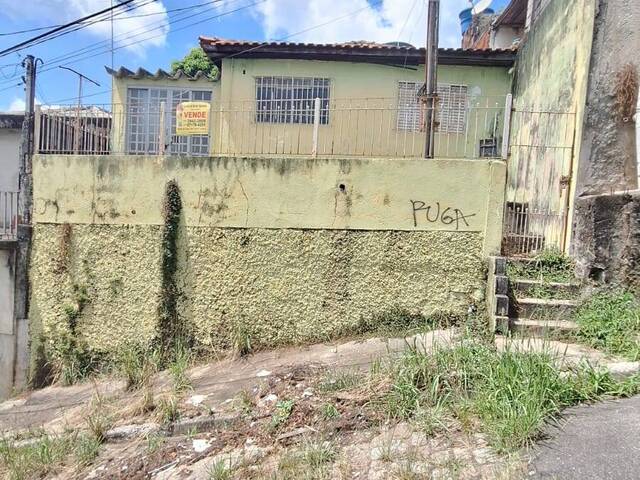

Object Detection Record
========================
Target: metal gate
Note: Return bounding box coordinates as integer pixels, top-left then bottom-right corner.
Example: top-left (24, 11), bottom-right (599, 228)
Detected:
top-left (502, 108), bottom-right (577, 256)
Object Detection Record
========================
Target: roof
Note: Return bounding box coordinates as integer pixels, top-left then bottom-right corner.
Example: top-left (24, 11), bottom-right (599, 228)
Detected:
top-left (105, 66), bottom-right (218, 82)
top-left (199, 37), bottom-right (516, 67)
top-left (0, 113), bottom-right (24, 129)
top-left (494, 0), bottom-right (527, 27)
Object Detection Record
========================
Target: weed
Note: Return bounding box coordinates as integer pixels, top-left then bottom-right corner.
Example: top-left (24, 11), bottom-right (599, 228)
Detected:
top-left (231, 321), bottom-right (252, 357)
top-left (168, 343), bottom-right (192, 393)
top-left (357, 307), bottom-right (460, 337)
top-left (320, 403), bottom-right (340, 420)
top-left (233, 390), bottom-right (255, 416)
top-left (377, 337), bottom-right (640, 453)
top-left (0, 434), bottom-right (74, 480)
top-left (575, 290), bottom-right (640, 360)
top-left (270, 399), bottom-right (295, 430)
top-left (413, 401), bottom-right (451, 437)
top-left (85, 394), bottom-right (113, 443)
top-left (276, 439), bottom-right (336, 479)
top-left (316, 370), bottom-right (363, 394)
top-left (507, 249), bottom-right (575, 283)
top-left (207, 457), bottom-right (234, 480)
top-left (74, 434), bottom-right (102, 466)
top-left (116, 343), bottom-right (159, 391)
top-left (145, 433), bottom-right (166, 454)
top-left (157, 396), bottom-right (180, 424)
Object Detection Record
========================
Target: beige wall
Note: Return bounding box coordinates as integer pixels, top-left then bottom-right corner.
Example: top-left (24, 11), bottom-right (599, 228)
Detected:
top-left (507, 0), bottom-right (596, 252)
top-left (110, 59), bottom-right (511, 158)
top-left (30, 154), bottom-right (506, 358)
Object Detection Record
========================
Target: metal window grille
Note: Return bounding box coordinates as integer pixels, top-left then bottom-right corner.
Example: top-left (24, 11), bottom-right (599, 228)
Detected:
top-left (255, 76), bottom-right (330, 124)
top-left (396, 82), bottom-right (468, 133)
top-left (126, 87), bottom-right (212, 156)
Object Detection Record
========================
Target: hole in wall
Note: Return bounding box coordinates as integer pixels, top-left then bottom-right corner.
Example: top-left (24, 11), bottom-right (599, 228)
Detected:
top-left (589, 266), bottom-right (605, 283)
top-left (338, 183), bottom-right (346, 192)
top-left (242, 69), bottom-right (246, 74)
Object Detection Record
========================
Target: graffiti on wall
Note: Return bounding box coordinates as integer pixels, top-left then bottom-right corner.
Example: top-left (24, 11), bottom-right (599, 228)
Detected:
top-left (410, 200), bottom-right (476, 231)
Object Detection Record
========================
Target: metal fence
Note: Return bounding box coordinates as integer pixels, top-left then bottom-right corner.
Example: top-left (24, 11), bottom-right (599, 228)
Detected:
top-left (34, 96), bottom-right (510, 160)
top-left (502, 109), bottom-right (576, 256)
top-left (0, 191), bottom-right (19, 241)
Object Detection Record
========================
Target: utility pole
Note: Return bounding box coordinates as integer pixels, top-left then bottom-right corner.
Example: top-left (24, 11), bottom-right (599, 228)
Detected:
top-left (59, 66), bottom-right (100, 154)
top-left (13, 54), bottom-right (37, 390)
top-left (424, 0), bottom-right (440, 158)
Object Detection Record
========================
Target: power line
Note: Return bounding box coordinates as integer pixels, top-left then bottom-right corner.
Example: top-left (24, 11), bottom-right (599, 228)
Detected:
top-left (0, 0), bottom-right (140, 58)
top-left (33, 0), bottom-right (258, 78)
top-left (0, 0), bottom-right (222, 37)
top-left (220, 0), bottom-right (384, 61)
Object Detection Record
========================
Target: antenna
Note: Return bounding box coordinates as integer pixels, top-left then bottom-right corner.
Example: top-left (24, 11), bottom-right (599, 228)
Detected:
top-left (472, 0), bottom-right (492, 14)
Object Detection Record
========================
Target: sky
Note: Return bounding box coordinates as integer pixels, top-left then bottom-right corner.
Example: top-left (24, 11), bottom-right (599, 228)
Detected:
top-left (0, 0), bottom-right (481, 111)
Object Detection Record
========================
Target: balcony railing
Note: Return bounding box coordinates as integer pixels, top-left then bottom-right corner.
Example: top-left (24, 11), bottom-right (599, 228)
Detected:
top-left (34, 96), bottom-right (511, 159)
top-left (0, 191), bottom-right (19, 242)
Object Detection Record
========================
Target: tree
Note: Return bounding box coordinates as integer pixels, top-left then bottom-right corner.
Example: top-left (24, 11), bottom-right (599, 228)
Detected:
top-left (170, 47), bottom-right (218, 79)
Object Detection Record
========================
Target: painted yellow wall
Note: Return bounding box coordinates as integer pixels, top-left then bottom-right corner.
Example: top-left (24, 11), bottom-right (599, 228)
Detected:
top-left (110, 76), bottom-right (220, 154)
top-left (507, 0), bottom-right (596, 251)
top-left (110, 59), bottom-right (511, 158)
top-left (30, 154), bottom-right (506, 357)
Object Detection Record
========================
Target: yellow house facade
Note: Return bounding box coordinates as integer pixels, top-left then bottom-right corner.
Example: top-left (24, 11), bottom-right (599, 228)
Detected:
top-left (109, 39), bottom-right (515, 159)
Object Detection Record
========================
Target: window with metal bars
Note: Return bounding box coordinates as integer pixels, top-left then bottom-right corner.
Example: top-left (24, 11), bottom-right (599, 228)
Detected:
top-left (396, 82), bottom-right (468, 134)
top-left (126, 87), bottom-right (212, 156)
top-left (255, 76), bottom-right (330, 124)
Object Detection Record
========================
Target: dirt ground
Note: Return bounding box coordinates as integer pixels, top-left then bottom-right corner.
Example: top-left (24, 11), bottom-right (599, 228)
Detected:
top-left (1, 329), bottom-right (634, 479)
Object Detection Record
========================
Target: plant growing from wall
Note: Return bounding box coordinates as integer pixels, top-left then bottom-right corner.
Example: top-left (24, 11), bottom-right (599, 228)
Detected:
top-left (157, 180), bottom-right (190, 360)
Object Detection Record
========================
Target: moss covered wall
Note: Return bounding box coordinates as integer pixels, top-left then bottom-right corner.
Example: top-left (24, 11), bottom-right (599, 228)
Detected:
top-left (29, 155), bottom-right (504, 360)
top-left (30, 224), bottom-right (484, 353)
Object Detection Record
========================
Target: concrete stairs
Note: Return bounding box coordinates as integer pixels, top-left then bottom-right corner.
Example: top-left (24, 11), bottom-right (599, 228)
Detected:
top-left (506, 259), bottom-right (581, 338)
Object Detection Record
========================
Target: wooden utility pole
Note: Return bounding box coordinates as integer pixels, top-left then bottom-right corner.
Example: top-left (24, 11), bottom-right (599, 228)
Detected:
top-left (424, 0), bottom-right (440, 158)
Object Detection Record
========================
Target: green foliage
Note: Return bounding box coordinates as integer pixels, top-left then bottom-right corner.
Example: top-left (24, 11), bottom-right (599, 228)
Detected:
top-left (0, 431), bottom-right (103, 480)
top-left (316, 369), bottom-right (363, 394)
top-left (270, 399), bottom-right (295, 431)
top-left (158, 180), bottom-right (191, 359)
top-left (168, 342), bottom-right (193, 393)
top-left (276, 439), bottom-right (336, 480)
top-left (207, 458), bottom-right (234, 480)
top-left (356, 307), bottom-right (461, 337)
top-left (507, 249), bottom-right (575, 283)
top-left (378, 338), bottom-right (640, 453)
top-left (320, 403), bottom-right (340, 420)
top-left (116, 342), bottom-right (159, 391)
top-left (157, 396), bottom-right (180, 425)
top-left (575, 290), bottom-right (640, 360)
top-left (171, 47), bottom-right (217, 79)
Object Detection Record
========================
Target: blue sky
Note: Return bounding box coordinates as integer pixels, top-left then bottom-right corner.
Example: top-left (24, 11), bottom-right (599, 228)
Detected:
top-left (0, 0), bottom-right (489, 111)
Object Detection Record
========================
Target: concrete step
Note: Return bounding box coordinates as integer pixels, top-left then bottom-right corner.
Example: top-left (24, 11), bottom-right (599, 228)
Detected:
top-left (512, 278), bottom-right (580, 297)
top-left (509, 318), bottom-right (579, 337)
top-left (514, 297), bottom-right (578, 319)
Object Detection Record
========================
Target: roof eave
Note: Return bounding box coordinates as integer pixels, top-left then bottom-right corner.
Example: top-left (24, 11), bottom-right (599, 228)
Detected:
top-left (201, 44), bottom-right (515, 68)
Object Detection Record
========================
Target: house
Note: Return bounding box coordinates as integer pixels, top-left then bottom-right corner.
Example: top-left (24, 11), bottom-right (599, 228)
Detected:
top-left (105, 39), bottom-right (515, 159)
top-left (0, 112), bottom-right (22, 400)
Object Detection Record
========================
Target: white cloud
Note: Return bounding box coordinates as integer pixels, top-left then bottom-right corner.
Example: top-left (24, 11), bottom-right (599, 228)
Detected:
top-left (6, 97), bottom-right (25, 112)
top-left (251, 0), bottom-right (470, 48)
top-left (0, 0), bottom-right (169, 56)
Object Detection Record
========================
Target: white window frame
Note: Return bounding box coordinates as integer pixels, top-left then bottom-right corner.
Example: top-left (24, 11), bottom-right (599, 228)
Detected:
top-left (254, 76), bottom-right (331, 125)
top-left (125, 86), bottom-right (213, 156)
top-left (396, 82), bottom-right (468, 134)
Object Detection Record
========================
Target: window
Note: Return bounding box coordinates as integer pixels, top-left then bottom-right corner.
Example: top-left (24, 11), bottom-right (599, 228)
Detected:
top-left (396, 82), bottom-right (468, 134)
top-left (255, 76), bottom-right (330, 124)
top-left (126, 87), bottom-right (212, 156)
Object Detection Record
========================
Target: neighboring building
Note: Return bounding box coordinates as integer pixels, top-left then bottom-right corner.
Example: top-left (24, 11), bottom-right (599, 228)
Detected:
top-left (0, 112), bottom-right (23, 400)
top-left (105, 40), bottom-right (514, 159)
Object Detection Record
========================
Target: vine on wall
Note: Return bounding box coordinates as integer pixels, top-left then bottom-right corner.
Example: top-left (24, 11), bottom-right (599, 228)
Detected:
top-left (157, 180), bottom-right (190, 359)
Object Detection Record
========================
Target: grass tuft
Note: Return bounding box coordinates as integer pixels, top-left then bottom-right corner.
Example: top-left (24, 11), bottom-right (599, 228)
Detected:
top-left (575, 290), bottom-right (640, 361)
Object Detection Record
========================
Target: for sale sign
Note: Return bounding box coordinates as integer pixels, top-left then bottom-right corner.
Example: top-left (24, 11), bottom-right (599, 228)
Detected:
top-left (176, 101), bottom-right (210, 135)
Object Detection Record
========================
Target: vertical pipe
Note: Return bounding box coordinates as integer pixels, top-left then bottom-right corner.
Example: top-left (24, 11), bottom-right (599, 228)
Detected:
top-left (312, 97), bottom-right (320, 157)
top-left (501, 94), bottom-right (513, 160)
top-left (158, 100), bottom-right (166, 155)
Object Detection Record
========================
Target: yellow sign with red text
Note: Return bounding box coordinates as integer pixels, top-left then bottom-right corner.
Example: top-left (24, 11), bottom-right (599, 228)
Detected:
top-left (176, 101), bottom-right (210, 135)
